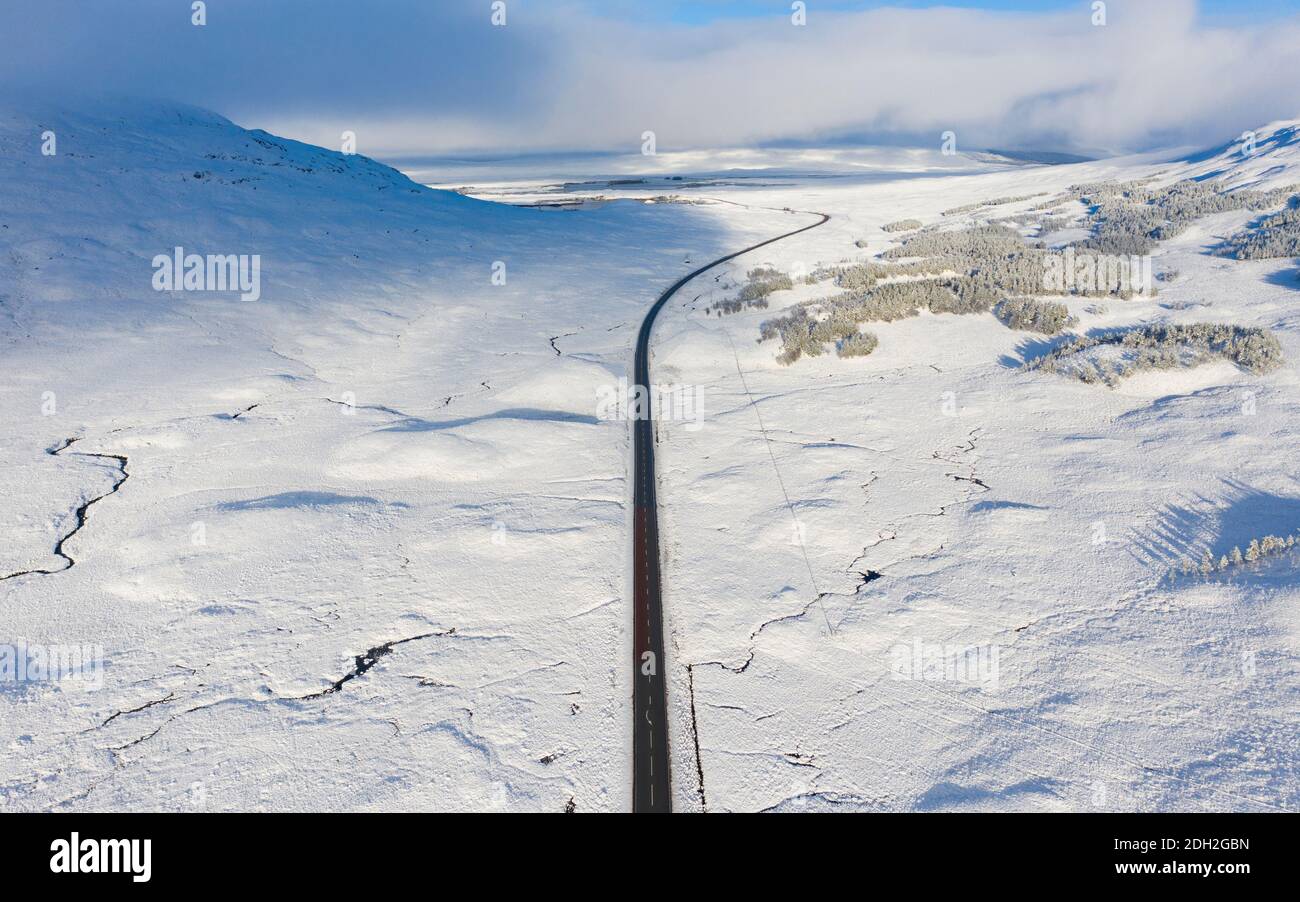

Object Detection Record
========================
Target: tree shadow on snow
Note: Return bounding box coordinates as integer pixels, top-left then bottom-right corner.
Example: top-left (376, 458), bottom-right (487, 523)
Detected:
top-left (1263, 267), bottom-right (1300, 291)
top-left (998, 334), bottom-right (1073, 370)
top-left (1128, 479), bottom-right (1300, 573)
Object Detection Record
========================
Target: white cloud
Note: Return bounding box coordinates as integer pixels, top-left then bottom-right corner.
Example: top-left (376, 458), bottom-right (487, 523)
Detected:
top-left (3, 0), bottom-right (1298, 156)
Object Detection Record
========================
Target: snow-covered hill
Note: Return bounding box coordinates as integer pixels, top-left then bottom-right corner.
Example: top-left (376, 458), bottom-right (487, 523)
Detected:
top-left (2, 98), bottom-right (1297, 812)
top-left (648, 119), bottom-right (1300, 812)
top-left (0, 99), bottom-right (795, 811)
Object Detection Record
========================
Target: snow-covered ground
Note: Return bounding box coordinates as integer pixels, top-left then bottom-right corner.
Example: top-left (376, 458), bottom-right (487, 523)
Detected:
top-left (413, 144), bottom-right (1024, 207)
top-left (648, 127), bottom-right (1300, 812)
top-left (2, 99), bottom-right (1296, 811)
top-left (0, 100), bottom-right (788, 811)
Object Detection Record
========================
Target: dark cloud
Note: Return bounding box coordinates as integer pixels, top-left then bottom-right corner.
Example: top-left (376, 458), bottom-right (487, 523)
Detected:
top-left (1, 1), bottom-right (553, 118)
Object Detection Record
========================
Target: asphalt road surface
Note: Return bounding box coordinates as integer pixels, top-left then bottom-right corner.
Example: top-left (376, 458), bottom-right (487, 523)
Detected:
top-left (632, 208), bottom-right (831, 812)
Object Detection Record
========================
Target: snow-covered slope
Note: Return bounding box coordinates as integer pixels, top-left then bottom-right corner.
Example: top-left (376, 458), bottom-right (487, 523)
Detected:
top-left (0, 99), bottom-right (793, 811)
top-left (3, 98), bottom-right (1297, 812)
top-left (648, 120), bottom-right (1300, 812)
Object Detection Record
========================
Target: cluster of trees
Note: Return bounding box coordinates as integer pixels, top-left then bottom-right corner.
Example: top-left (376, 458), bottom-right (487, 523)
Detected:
top-left (709, 296), bottom-right (763, 315)
top-left (739, 266), bottom-right (793, 299)
top-left (758, 304), bottom-right (887, 365)
top-left (1219, 201), bottom-right (1300, 259)
top-left (883, 223), bottom-right (1033, 260)
top-left (941, 193), bottom-right (1046, 217)
top-left (881, 219), bottom-right (922, 233)
top-left (828, 263), bottom-right (877, 290)
top-left (1036, 215), bottom-right (1072, 235)
top-left (826, 256), bottom-right (964, 291)
top-left (709, 266), bottom-right (793, 315)
top-left (1029, 196), bottom-right (1070, 212)
top-left (754, 177), bottom-right (1297, 366)
top-left (760, 222), bottom-right (1104, 363)
top-left (1172, 532), bottom-right (1299, 579)
top-left (836, 330), bottom-right (880, 358)
top-left (885, 224), bottom-right (1147, 303)
top-left (824, 222), bottom-right (1081, 298)
top-left (1024, 322), bottom-right (1284, 386)
top-left (887, 222), bottom-right (1160, 300)
top-left (760, 279), bottom-right (984, 364)
top-left (758, 309), bottom-right (826, 365)
top-left (1070, 179), bottom-right (1300, 256)
top-left (804, 263), bottom-right (841, 285)
top-left (995, 297), bottom-right (1076, 334)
